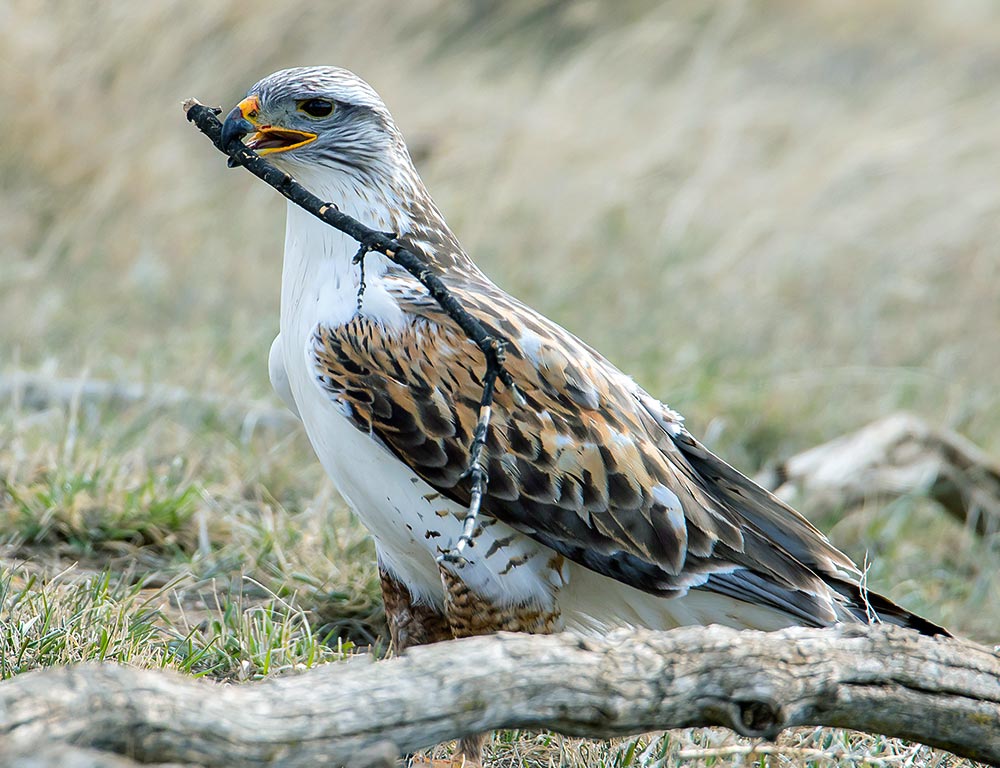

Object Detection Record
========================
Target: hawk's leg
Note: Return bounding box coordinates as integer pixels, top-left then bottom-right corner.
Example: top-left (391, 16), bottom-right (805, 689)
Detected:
top-left (438, 564), bottom-right (561, 635)
top-left (437, 563), bottom-right (562, 766)
top-left (379, 567), bottom-right (478, 767)
top-left (380, 567), bottom-right (452, 653)
top-left (379, 563), bottom-right (562, 767)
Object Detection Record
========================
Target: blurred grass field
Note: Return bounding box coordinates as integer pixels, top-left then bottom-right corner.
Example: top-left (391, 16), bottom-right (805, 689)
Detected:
top-left (1, 1), bottom-right (998, 765)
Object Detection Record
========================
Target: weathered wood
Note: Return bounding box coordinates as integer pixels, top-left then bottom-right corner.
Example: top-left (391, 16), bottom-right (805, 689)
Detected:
top-left (0, 625), bottom-right (996, 766)
top-left (757, 412), bottom-right (1000, 537)
top-left (0, 746), bottom-right (187, 768)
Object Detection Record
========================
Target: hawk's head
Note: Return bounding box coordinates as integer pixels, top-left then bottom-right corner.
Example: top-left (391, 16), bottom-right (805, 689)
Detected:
top-left (221, 67), bottom-right (407, 175)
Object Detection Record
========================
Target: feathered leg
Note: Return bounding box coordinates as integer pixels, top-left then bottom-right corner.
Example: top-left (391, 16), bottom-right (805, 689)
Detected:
top-left (379, 561), bottom-right (561, 766)
top-left (436, 563), bottom-right (563, 766)
top-left (380, 566), bottom-right (452, 653)
top-left (380, 567), bottom-right (482, 767)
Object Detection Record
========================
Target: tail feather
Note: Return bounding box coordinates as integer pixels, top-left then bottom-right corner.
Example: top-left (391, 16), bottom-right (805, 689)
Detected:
top-left (674, 429), bottom-right (950, 637)
top-left (827, 578), bottom-right (950, 636)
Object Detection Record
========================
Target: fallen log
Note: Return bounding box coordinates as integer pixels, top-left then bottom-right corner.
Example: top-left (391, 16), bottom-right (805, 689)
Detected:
top-left (0, 744), bottom-right (165, 768)
top-left (0, 625), bottom-right (996, 766)
top-left (757, 412), bottom-right (1000, 537)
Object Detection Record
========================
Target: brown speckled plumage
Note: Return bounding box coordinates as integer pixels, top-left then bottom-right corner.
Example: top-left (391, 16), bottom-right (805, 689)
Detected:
top-left (438, 566), bottom-right (561, 636)
top-left (380, 567), bottom-right (452, 652)
top-left (311, 272), bottom-right (943, 633)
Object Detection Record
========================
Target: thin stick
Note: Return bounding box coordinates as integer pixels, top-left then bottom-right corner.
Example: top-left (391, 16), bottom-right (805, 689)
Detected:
top-left (182, 99), bottom-right (517, 562)
top-left (674, 743), bottom-right (922, 765)
top-left (437, 366), bottom-right (498, 565)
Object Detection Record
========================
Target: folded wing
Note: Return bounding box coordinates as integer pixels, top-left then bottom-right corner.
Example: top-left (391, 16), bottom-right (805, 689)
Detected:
top-left (310, 270), bottom-right (946, 635)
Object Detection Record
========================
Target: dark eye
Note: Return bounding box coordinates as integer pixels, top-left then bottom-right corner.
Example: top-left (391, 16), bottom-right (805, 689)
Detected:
top-left (297, 98), bottom-right (334, 118)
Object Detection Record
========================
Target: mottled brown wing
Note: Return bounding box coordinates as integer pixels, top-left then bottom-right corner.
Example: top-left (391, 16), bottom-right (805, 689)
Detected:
top-left (310, 272), bottom-right (939, 632)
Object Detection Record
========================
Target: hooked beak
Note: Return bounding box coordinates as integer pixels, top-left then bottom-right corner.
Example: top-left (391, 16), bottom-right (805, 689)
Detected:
top-left (221, 94), bottom-right (318, 156)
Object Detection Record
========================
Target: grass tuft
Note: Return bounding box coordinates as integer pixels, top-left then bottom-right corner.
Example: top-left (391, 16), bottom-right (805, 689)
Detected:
top-left (3, 467), bottom-right (199, 553)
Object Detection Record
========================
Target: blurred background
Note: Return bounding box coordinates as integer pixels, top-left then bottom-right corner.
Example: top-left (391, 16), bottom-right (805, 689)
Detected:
top-left (5, 0), bottom-right (999, 453)
top-left (1, 0), bottom-right (997, 704)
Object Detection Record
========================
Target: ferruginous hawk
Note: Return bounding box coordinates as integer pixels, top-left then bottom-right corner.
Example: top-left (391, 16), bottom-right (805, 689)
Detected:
top-left (220, 67), bottom-right (946, 765)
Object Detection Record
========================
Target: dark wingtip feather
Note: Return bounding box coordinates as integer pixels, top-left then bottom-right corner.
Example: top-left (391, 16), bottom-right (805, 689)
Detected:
top-left (673, 427), bottom-right (952, 637)
top-left (830, 579), bottom-right (951, 637)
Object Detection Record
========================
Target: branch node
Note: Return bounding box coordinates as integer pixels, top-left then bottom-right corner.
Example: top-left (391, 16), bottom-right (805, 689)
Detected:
top-left (437, 337), bottom-right (502, 563)
top-left (734, 700), bottom-right (784, 739)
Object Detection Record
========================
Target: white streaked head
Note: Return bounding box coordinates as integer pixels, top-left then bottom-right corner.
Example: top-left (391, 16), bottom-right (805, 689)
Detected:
top-left (223, 66), bottom-right (412, 180)
top-left (222, 66), bottom-right (475, 273)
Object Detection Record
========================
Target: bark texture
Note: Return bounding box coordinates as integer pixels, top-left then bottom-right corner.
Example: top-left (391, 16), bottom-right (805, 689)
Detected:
top-left (0, 625), bottom-right (997, 766)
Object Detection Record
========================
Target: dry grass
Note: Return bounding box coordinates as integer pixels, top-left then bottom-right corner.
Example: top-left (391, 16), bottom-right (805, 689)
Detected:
top-left (1, 1), bottom-right (998, 765)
